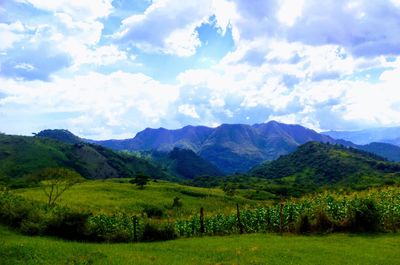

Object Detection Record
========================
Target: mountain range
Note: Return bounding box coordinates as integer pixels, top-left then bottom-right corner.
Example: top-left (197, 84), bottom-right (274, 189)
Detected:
top-left (324, 127), bottom-right (400, 146)
top-left (36, 121), bottom-right (400, 174)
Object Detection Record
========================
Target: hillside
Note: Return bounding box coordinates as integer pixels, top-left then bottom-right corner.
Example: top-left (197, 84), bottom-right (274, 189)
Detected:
top-left (36, 124), bottom-right (400, 174)
top-left (91, 121), bottom-right (336, 174)
top-left (0, 134), bottom-right (169, 180)
top-left (147, 148), bottom-right (224, 179)
top-left (35, 129), bottom-right (83, 144)
top-left (251, 142), bottom-right (400, 187)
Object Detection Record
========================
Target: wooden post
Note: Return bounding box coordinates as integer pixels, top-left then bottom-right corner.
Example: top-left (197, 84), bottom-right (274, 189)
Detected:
top-left (279, 202), bottom-right (284, 235)
top-left (237, 203), bottom-right (244, 234)
top-left (200, 207), bottom-right (205, 234)
top-left (132, 216), bottom-right (138, 242)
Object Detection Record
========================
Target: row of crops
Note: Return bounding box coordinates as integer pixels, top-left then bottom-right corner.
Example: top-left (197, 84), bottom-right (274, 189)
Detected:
top-left (1, 187), bottom-right (399, 242)
top-left (176, 187), bottom-right (400, 236)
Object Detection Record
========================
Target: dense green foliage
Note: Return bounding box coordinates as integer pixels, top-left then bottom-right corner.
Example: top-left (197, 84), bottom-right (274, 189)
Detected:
top-left (129, 173), bottom-right (150, 189)
top-left (176, 187), bottom-right (400, 236)
top-left (251, 142), bottom-right (400, 187)
top-left (0, 134), bottom-right (169, 182)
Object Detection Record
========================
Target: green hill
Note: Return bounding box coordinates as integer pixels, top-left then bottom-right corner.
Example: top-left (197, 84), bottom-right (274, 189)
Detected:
top-left (251, 142), bottom-right (400, 188)
top-left (146, 148), bottom-right (224, 179)
top-left (0, 134), bottom-right (169, 181)
top-left (35, 129), bottom-right (83, 144)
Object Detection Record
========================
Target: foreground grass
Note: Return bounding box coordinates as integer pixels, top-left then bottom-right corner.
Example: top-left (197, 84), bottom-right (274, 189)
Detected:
top-left (15, 179), bottom-right (262, 218)
top-left (1, 225), bottom-right (399, 265)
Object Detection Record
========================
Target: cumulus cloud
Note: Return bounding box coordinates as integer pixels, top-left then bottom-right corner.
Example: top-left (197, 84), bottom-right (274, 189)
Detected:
top-left (0, 71), bottom-right (179, 138)
top-left (16, 0), bottom-right (113, 20)
top-left (0, 21), bottom-right (26, 51)
top-left (114, 0), bottom-right (232, 57)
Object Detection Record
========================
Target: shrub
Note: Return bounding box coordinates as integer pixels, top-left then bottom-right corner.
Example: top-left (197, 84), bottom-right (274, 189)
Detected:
top-left (172, 197), bottom-right (183, 208)
top-left (142, 222), bottom-right (177, 242)
top-left (45, 208), bottom-right (92, 240)
top-left (143, 205), bottom-right (164, 218)
top-left (296, 215), bottom-right (311, 234)
top-left (19, 207), bottom-right (49, 235)
top-left (86, 213), bottom-right (138, 242)
top-left (313, 210), bottom-right (334, 233)
top-left (346, 198), bottom-right (381, 232)
top-left (0, 192), bottom-right (32, 227)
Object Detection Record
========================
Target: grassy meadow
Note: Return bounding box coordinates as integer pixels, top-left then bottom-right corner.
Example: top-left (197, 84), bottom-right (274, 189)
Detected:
top-left (14, 179), bottom-right (263, 218)
top-left (1, 225), bottom-right (400, 265)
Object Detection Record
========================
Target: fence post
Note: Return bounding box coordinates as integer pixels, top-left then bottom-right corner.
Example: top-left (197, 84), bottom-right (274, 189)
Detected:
top-left (132, 215), bottom-right (138, 242)
top-left (237, 203), bottom-right (244, 234)
top-left (200, 207), bottom-right (205, 234)
top-left (279, 202), bottom-right (284, 235)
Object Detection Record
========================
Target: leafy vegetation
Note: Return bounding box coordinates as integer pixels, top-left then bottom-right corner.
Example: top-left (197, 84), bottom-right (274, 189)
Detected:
top-left (176, 187), bottom-right (400, 236)
top-left (0, 134), bottom-right (170, 182)
top-left (129, 173), bottom-right (150, 189)
top-left (2, 179), bottom-right (399, 244)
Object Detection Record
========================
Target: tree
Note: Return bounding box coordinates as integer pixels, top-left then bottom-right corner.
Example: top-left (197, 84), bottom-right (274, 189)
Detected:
top-left (172, 196), bottom-right (183, 208)
top-left (222, 183), bottom-right (237, 196)
top-left (129, 173), bottom-right (150, 189)
top-left (37, 168), bottom-right (84, 207)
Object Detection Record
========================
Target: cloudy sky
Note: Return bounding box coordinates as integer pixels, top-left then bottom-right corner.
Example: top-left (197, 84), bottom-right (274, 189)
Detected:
top-left (1, 0), bottom-right (400, 139)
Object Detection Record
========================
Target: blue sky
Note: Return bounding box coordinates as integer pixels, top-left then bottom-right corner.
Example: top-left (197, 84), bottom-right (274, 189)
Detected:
top-left (1, 0), bottom-right (400, 139)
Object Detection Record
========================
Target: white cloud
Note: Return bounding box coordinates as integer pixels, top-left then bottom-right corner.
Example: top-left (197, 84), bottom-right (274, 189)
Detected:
top-left (0, 71), bottom-right (179, 138)
top-left (277, 0), bottom-right (305, 26)
top-left (17, 0), bottom-right (113, 20)
top-left (0, 22), bottom-right (26, 51)
top-left (178, 104), bottom-right (200, 119)
top-left (14, 63), bottom-right (35, 71)
top-left (115, 0), bottom-right (232, 57)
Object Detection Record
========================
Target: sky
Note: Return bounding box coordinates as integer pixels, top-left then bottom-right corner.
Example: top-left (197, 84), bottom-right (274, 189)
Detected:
top-left (1, 0), bottom-right (400, 139)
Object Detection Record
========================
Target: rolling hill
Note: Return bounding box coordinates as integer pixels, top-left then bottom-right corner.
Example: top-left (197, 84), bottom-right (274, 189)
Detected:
top-left (0, 134), bottom-right (169, 180)
top-left (146, 148), bottom-right (224, 179)
top-left (251, 142), bottom-right (400, 187)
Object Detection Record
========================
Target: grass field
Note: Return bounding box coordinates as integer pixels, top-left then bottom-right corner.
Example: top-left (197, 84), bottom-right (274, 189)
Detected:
top-left (1, 225), bottom-right (399, 265)
top-left (14, 179), bottom-right (263, 218)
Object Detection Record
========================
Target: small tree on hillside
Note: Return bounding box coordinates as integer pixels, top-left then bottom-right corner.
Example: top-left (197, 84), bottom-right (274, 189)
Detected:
top-left (37, 168), bottom-right (84, 207)
top-left (130, 173), bottom-right (150, 189)
top-left (222, 183), bottom-right (236, 196)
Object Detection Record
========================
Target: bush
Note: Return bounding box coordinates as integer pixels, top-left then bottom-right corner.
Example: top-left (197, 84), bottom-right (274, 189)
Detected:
top-left (46, 208), bottom-right (92, 240)
top-left (0, 192), bottom-right (33, 227)
top-left (19, 207), bottom-right (49, 235)
top-left (296, 215), bottom-right (311, 234)
top-left (346, 199), bottom-right (381, 232)
top-left (143, 205), bottom-right (164, 218)
top-left (86, 213), bottom-right (138, 242)
top-left (313, 210), bottom-right (334, 233)
top-left (142, 222), bottom-right (177, 242)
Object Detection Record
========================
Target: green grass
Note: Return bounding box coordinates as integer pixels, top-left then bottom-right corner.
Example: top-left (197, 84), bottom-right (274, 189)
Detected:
top-left (15, 179), bottom-right (262, 218)
top-left (1, 225), bottom-right (400, 265)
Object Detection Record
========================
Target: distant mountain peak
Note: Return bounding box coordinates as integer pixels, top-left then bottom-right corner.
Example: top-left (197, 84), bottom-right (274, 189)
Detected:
top-left (36, 129), bottom-right (82, 144)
